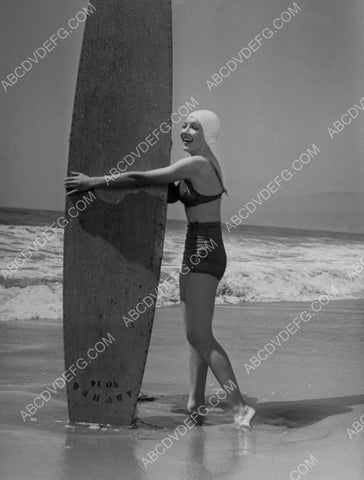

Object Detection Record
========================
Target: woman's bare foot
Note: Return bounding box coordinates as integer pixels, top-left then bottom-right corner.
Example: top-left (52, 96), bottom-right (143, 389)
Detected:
top-left (233, 405), bottom-right (256, 430)
top-left (137, 391), bottom-right (155, 402)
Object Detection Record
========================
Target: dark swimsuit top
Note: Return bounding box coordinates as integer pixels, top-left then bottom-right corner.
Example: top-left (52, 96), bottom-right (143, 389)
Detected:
top-left (167, 158), bottom-right (228, 207)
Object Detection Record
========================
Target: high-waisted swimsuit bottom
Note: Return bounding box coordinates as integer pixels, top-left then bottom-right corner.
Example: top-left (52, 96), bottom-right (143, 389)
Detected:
top-left (181, 221), bottom-right (227, 281)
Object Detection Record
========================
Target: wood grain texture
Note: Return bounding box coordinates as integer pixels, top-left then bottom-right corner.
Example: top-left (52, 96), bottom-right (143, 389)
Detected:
top-left (63, 0), bottom-right (172, 425)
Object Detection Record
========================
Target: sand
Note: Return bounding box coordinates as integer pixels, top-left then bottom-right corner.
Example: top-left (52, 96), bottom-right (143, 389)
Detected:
top-left (0, 300), bottom-right (363, 480)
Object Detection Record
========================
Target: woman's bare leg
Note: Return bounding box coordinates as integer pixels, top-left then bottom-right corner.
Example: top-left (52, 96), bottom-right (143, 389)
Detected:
top-left (180, 273), bottom-right (208, 410)
top-left (183, 272), bottom-right (245, 409)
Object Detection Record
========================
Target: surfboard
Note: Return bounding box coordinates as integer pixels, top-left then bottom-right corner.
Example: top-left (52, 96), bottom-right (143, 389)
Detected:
top-left (63, 0), bottom-right (172, 426)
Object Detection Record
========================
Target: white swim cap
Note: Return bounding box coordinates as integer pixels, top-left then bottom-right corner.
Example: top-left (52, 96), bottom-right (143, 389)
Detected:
top-left (189, 110), bottom-right (220, 145)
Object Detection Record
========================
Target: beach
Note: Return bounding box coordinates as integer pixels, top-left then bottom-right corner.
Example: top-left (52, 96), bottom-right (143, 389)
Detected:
top-left (2, 0), bottom-right (364, 476)
top-left (1, 300), bottom-right (363, 480)
top-left (1, 208), bottom-right (364, 479)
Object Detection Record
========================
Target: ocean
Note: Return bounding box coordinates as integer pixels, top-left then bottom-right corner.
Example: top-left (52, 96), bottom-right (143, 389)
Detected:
top-left (1, 206), bottom-right (364, 321)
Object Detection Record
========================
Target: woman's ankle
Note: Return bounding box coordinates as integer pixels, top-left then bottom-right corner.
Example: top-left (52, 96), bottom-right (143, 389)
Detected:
top-left (232, 401), bottom-right (247, 414)
top-left (187, 398), bottom-right (205, 412)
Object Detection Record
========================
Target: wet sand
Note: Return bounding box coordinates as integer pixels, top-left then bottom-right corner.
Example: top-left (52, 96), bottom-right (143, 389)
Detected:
top-left (0, 300), bottom-right (363, 480)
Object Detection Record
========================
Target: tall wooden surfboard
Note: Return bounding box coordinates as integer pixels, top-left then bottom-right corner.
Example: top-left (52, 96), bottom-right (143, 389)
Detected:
top-left (63, 0), bottom-right (172, 426)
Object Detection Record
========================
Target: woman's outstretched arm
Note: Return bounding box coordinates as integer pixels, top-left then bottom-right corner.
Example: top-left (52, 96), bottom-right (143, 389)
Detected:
top-left (64, 156), bottom-right (205, 195)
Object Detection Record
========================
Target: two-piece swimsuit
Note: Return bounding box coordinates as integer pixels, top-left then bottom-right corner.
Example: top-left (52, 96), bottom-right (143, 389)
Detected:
top-left (167, 158), bottom-right (227, 281)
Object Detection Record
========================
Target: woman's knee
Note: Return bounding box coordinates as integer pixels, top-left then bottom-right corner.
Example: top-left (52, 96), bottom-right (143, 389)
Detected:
top-left (186, 329), bottom-right (214, 349)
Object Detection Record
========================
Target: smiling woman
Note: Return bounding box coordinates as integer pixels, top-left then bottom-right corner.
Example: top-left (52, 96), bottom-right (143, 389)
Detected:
top-left (65, 108), bottom-right (256, 429)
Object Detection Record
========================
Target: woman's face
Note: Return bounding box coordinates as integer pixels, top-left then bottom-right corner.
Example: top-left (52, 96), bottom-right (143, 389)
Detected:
top-left (180, 115), bottom-right (207, 154)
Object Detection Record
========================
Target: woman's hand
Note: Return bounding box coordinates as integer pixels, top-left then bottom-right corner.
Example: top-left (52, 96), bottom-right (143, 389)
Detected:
top-left (64, 171), bottom-right (94, 195)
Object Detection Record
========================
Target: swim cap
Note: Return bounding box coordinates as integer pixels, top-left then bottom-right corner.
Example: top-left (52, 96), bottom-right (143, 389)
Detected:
top-left (189, 110), bottom-right (220, 145)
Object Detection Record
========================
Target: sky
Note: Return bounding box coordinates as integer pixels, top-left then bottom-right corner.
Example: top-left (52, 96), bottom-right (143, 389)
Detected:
top-left (1, 0), bottom-right (364, 231)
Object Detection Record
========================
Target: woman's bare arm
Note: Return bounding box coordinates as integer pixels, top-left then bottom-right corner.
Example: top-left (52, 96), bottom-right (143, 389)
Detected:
top-left (64, 156), bottom-right (205, 195)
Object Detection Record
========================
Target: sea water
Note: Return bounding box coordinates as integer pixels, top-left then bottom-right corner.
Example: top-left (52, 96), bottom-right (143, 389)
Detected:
top-left (1, 207), bottom-right (364, 321)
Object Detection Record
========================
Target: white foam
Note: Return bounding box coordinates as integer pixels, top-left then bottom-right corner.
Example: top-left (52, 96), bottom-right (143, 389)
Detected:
top-left (1, 223), bottom-right (364, 321)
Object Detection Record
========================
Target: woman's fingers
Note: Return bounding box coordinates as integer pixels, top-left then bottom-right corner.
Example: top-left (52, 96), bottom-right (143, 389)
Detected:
top-left (64, 177), bottom-right (81, 185)
top-left (64, 172), bottom-right (88, 193)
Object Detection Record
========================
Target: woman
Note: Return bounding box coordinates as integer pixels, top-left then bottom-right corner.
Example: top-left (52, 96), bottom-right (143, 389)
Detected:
top-left (64, 109), bottom-right (255, 429)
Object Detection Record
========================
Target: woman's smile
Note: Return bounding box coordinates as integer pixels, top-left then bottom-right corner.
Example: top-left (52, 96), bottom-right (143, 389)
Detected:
top-left (181, 135), bottom-right (193, 145)
top-left (180, 116), bottom-right (207, 153)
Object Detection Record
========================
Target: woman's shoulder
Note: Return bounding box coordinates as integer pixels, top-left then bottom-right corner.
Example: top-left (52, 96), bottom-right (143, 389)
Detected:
top-left (196, 154), bottom-right (223, 177)
top-left (177, 156), bottom-right (208, 178)
top-left (189, 154), bottom-right (208, 163)
top-left (189, 155), bottom-right (215, 171)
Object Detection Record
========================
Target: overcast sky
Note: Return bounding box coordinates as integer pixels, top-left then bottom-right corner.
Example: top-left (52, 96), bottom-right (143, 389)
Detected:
top-left (1, 0), bottom-right (364, 230)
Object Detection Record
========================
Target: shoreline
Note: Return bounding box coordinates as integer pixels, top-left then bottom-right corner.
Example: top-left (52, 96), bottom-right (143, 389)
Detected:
top-left (3, 297), bottom-right (364, 323)
top-left (1, 299), bottom-right (363, 479)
